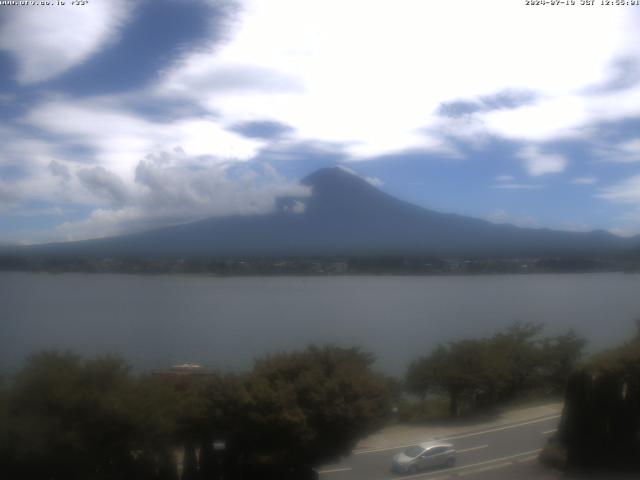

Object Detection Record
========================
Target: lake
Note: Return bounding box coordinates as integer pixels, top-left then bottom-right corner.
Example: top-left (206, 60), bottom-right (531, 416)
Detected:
top-left (1, 272), bottom-right (639, 376)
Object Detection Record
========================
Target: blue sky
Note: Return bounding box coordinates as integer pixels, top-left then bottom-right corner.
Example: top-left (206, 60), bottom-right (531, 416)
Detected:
top-left (1, 0), bottom-right (640, 244)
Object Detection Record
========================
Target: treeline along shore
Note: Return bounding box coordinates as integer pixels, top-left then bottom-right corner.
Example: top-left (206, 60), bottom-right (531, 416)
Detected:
top-left (1, 253), bottom-right (639, 275)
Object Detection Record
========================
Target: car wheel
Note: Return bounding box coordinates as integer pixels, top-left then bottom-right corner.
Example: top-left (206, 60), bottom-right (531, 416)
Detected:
top-left (408, 464), bottom-right (418, 474)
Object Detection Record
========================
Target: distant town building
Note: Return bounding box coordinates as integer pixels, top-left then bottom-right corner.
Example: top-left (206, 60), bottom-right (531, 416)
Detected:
top-left (152, 363), bottom-right (217, 378)
top-left (327, 262), bottom-right (348, 274)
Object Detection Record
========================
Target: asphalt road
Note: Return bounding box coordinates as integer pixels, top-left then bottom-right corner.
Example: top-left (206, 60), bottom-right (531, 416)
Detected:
top-left (317, 414), bottom-right (561, 480)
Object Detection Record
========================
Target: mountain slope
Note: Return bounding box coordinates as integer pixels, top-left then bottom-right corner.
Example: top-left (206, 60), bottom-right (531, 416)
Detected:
top-left (22, 167), bottom-right (637, 258)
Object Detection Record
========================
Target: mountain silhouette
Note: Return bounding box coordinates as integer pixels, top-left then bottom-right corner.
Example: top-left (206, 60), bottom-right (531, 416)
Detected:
top-left (21, 167), bottom-right (637, 258)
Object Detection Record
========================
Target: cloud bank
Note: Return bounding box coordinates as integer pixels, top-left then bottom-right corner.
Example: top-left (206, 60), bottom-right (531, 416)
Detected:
top-left (0, 1), bottom-right (132, 84)
top-left (1, 0), bottom-right (640, 240)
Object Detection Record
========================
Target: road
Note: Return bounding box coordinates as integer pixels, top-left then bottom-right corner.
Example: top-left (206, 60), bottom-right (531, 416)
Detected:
top-left (317, 414), bottom-right (561, 480)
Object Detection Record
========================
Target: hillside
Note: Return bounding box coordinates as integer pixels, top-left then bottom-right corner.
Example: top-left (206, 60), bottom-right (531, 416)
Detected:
top-left (15, 167), bottom-right (638, 259)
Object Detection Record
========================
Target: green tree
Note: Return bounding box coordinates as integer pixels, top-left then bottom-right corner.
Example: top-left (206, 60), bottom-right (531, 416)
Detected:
top-left (3, 351), bottom-right (137, 480)
top-left (423, 340), bottom-right (510, 416)
top-left (539, 329), bottom-right (586, 394)
top-left (1, 346), bottom-right (394, 478)
top-left (0, 373), bottom-right (10, 473)
top-left (234, 345), bottom-right (391, 468)
top-left (405, 358), bottom-right (431, 400)
top-left (490, 322), bottom-right (545, 399)
top-left (128, 370), bottom-right (242, 479)
top-left (405, 323), bottom-right (586, 417)
top-left (556, 324), bottom-right (639, 468)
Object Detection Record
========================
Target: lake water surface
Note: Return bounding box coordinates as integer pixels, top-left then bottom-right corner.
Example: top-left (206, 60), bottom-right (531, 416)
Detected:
top-left (1, 272), bottom-right (639, 376)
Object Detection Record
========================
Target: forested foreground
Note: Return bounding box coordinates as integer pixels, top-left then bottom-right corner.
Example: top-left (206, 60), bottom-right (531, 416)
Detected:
top-left (404, 323), bottom-right (586, 418)
top-left (542, 324), bottom-right (640, 472)
top-left (0, 323), bottom-right (589, 479)
top-left (0, 346), bottom-right (392, 480)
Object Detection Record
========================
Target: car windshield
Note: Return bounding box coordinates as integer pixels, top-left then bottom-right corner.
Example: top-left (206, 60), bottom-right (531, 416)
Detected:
top-left (403, 446), bottom-right (425, 458)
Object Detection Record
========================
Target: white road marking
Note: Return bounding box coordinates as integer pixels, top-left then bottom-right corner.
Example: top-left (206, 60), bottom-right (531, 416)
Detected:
top-left (354, 442), bottom-right (489, 457)
top-left (457, 461), bottom-right (512, 476)
top-left (515, 455), bottom-right (539, 463)
top-left (354, 442), bottom-right (427, 455)
top-left (354, 414), bottom-right (559, 456)
top-left (439, 415), bottom-right (561, 442)
top-left (457, 444), bottom-right (488, 454)
top-left (541, 429), bottom-right (557, 435)
top-left (385, 448), bottom-right (542, 480)
top-left (317, 467), bottom-right (353, 474)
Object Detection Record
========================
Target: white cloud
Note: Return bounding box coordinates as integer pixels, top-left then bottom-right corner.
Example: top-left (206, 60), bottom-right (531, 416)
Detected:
top-left (0, 115), bottom-right (311, 241)
top-left (334, 166), bottom-right (384, 187)
top-left (486, 209), bottom-right (538, 228)
top-left (77, 166), bottom-right (131, 206)
top-left (11, 206), bottom-right (66, 218)
top-left (598, 175), bottom-right (640, 204)
top-left (333, 165), bottom-right (357, 175)
top-left (282, 200), bottom-right (306, 214)
top-left (7, 0), bottom-right (639, 179)
top-left (0, 128), bottom-right (98, 210)
top-left (481, 95), bottom-right (586, 141)
top-left (595, 138), bottom-right (640, 163)
top-left (52, 154), bottom-right (310, 241)
top-left (594, 177), bottom-right (640, 235)
top-left (487, 209), bottom-right (509, 223)
top-left (0, 181), bottom-right (21, 213)
top-left (491, 183), bottom-right (543, 190)
top-left (22, 98), bottom-right (263, 180)
top-left (571, 177), bottom-right (598, 185)
top-left (0, 93), bottom-right (15, 105)
top-left (49, 161), bottom-right (71, 181)
top-left (516, 146), bottom-right (568, 177)
top-left (365, 176), bottom-right (384, 187)
top-left (559, 222), bottom-right (593, 233)
top-left (494, 175), bottom-right (515, 182)
top-left (155, 0), bottom-right (640, 157)
top-left (476, 81), bottom-right (640, 143)
top-left (616, 139), bottom-right (640, 162)
top-left (3, 0), bottom-right (640, 242)
top-left (608, 227), bottom-right (638, 238)
top-left (0, 0), bottom-right (132, 84)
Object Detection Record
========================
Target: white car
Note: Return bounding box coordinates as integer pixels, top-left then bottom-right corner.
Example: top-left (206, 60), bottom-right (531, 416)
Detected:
top-left (391, 441), bottom-right (456, 474)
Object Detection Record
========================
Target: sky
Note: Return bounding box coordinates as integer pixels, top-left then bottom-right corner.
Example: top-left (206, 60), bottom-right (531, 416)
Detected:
top-left (1, 0), bottom-right (640, 244)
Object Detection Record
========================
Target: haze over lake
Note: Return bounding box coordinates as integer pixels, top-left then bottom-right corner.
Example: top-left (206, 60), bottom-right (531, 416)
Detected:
top-left (2, 272), bottom-right (639, 376)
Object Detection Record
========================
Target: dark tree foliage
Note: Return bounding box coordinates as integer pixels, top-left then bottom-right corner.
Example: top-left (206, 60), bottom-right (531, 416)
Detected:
top-left (234, 345), bottom-right (392, 468)
top-left (539, 330), bottom-right (586, 394)
top-left (2, 352), bottom-right (138, 480)
top-left (0, 346), bottom-right (391, 479)
top-left (407, 340), bottom-right (510, 416)
top-left (490, 322), bottom-right (544, 398)
top-left (405, 359), bottom-right (430, 400)
top-left (405, 323), bottom-right (586, 416)
top-left (556, 324), bottom-right (640, 469)
top-left (0, 374), bottom-right (9, 472)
